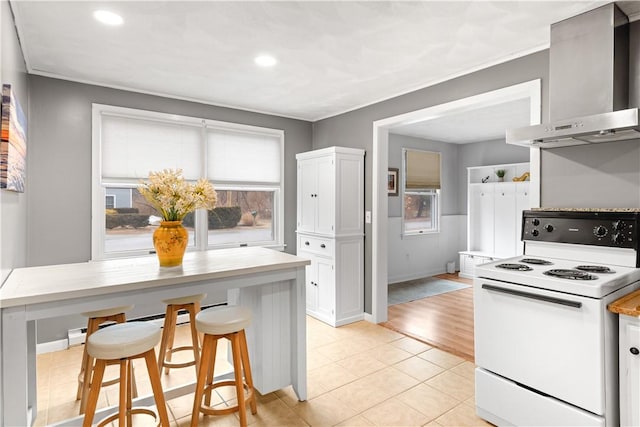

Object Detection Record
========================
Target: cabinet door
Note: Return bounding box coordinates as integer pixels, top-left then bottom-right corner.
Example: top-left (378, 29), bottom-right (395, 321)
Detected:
top-left (620, 319), bottom-right (640, 427)
top-left (469, 184), bottom-right (494, 253)
top-left (316, 257), bottom-right (335, 320)
top-left (494, 183), bottom-right (516, 258)
top-left (297, 250), bottom-right (319, 313)
top-left (298, 158), bottom-right (317, 233)
top-left (315, 156), bottom-right (335, 235)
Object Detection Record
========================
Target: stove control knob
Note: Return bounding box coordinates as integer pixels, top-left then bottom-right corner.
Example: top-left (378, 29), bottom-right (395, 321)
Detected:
top-left (531, 229), bottom-right (539, 237)
top-left (613, 233), bottom-right (626, 244)
top-left (532, 218), bottom-right (540, 226)
top-left (594, 226), bottom-right (608, 237)
top-left (544, 224), bottom-right (554, 232)
top-left (631, 347), bottom-right (639, 356)
top-left (613, 221), bottom-right (625, 231)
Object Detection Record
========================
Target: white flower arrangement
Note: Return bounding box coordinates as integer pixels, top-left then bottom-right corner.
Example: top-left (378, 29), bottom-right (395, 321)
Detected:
top-left (139, 169), bottom-right (217, 221)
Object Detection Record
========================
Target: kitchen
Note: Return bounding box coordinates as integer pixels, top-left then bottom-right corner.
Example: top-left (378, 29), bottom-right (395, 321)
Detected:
top-left (2, 1), bottom-right (640, 426)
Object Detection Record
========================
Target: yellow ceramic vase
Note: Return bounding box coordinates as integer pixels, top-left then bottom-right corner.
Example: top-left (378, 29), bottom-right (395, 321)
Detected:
top-left (153, 221), bottom-right (188, 267)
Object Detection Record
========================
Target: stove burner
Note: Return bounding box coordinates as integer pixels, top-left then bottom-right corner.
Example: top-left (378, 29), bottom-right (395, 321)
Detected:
top-left (520, 258), bottom-right (553, 265)
top-left (495, 263), bottom-right (533, 271)
top-left (543, 269), bottom-right (598, 280)
top-left (575, 265), bottom-right (615, 274)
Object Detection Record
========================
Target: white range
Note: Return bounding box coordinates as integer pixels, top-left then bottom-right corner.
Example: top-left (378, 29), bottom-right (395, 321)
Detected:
top-left (474, 209), bottom-right (640, 427)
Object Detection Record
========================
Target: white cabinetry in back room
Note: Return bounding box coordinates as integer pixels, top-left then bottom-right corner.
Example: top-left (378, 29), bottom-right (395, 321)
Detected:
top-left (296, 146), bottom-right (365, 327)
top-left (459, 162), bottom-right (530, 279)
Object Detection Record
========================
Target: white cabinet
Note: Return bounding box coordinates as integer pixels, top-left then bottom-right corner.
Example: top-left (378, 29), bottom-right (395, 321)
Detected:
top-left (619, 314), bottom-right (640, 427)
top-left (296, 147), bottom-right (365, 327)
top-left (460, 162), bottom-right (530, 278)
top-left (297, 147), bottom-right (364, 237)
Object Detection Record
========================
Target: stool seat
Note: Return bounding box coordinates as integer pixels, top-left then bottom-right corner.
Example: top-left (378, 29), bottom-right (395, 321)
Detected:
top-left (162, 293), bottom-right (206, 306)
top-left (88, 322), bottom-right (161, 360)
top-left (81, 304), bottom-right (134, 318)
top-left (196, 306), bottom-right (252, 335)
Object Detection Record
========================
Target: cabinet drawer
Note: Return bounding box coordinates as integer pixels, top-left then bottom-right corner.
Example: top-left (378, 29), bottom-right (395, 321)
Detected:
top-left (298, 235), bottom-right (334, 256)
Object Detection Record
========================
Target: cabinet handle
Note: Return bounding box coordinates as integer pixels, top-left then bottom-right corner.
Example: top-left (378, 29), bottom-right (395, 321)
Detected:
top-left (305, 241), bottom-right (310, 246)
top-left (320, 244), bottom-right (326, 248)
top-left (631, 347), bottom-right (639, 355)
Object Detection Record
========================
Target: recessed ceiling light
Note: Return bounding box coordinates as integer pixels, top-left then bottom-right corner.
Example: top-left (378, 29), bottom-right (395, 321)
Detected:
top-left (93, 10), bottom-right (123, 26)
top-left (254, 55), bottom-right (277, 67)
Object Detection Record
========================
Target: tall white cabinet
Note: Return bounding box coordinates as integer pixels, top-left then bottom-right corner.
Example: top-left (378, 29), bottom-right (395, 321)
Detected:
top-left (459, 162), bottom-right (530, 279)
top-left (296, 147), bottom-right (365, 327)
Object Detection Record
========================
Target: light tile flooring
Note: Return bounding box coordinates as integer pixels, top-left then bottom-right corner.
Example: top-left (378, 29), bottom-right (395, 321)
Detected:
top-left (36, 316), bottom-right (492, 426)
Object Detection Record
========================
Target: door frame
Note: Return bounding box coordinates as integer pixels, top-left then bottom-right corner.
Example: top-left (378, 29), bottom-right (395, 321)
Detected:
top-left (369, 79), bottom-right (542, 323)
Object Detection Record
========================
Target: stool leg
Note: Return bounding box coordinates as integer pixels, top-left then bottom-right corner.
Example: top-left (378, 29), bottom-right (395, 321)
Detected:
top-left (143, 349), bottom-right (170, 427)
top-left (118, 360), bottom-right (127, 427)
top-left (191, 335), bottom-right (215, 427)
top-left (239, 330), bottom-right (257, 415)
top-left (78, 318), bottom-right (100, 414)
top-left (157, 305), bottom-right (174, 375)
top-left (230, 333), bottom-right (248, 427)
top-left (203, 336), bottom-right (218, 407)
top-left (82, 359), bottom-right (106, 427)
top-left (188, 303), bottom-right (201, 374)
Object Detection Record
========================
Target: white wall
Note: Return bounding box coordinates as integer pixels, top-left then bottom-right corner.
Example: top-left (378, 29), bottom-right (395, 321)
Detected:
top-left (387, 215), bottom-right (466, 283)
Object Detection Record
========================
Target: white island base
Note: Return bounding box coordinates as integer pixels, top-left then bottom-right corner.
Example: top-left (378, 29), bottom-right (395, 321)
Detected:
top-left (0, 247), bottom-right (309, 427)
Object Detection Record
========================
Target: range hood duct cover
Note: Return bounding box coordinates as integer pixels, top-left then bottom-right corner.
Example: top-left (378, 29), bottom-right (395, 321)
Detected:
top-left (507, 3), bottom-right (640, 148)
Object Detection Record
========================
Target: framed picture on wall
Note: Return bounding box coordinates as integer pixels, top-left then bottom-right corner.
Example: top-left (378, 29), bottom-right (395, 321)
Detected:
top-left (388, 168), bottom-right (399, 196)
top-left (1, 84), bottom-right (27, 192)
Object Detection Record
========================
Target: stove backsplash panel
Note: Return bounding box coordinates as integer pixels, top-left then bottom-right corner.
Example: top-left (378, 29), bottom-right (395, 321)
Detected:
top-left (540, 138), bottom-right (640, 208)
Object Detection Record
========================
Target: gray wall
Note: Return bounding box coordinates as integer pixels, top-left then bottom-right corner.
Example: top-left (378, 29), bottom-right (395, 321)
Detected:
top-left (0, 0), bottom-right (28, 417)
top-left (28, 75), bottom-right (312, 342)
top-left (313, 50), bottom-right (550, 313)
top-left (0, 0), bottom-right (28, 284)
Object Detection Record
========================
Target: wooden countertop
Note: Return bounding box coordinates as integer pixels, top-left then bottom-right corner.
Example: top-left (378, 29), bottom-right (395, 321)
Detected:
top-left (0, 247), bottom-right (309, 308)
top-left (608, 288), bottom-right (640, 317)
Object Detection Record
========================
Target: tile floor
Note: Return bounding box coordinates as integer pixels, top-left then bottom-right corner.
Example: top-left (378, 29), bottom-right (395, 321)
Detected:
top-left (35, 316), bottom-right (492, 426)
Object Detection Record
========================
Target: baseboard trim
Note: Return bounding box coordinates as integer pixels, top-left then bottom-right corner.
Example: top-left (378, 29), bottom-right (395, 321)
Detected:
top-left (37, 338), bottom-right (68, 354)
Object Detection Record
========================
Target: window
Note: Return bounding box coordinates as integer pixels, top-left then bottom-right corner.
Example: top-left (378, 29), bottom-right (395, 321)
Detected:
top-left (92, 104), bottom-right (284, 259)
top-left (105, 195), bottom-right (115, 209)
top-left (402, 148), bottom-right (440, 235)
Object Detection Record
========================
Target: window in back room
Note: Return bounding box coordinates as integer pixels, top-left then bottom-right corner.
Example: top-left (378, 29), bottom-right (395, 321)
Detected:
top-left (402, 148), bottom-right (441, 235)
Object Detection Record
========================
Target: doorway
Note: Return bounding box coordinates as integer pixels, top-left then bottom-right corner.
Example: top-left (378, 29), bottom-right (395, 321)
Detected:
top-left (370, 80), bottom-right (542, 324)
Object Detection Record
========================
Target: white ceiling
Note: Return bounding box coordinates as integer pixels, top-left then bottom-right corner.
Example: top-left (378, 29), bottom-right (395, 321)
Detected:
top-left (15, 0), bottom-right (638, 137)
top-left (390, 98), bottom-right (532, 144)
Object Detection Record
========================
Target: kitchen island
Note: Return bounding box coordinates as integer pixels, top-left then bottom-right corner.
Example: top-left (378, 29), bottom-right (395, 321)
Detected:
top-left (0, 247), bottom-right (309, 426)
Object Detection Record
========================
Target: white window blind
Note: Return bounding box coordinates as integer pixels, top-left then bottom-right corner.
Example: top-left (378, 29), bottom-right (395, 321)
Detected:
top-left (406, 149), bottom-right (441, 190)
top-left (207, 128), bottom-right (281, 183)
top-left (101, 115), bottom-right (202, 180)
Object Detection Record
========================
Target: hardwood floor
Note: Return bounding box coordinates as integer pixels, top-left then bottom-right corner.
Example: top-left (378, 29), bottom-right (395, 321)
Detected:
top-left (381, 273), bottom-right (476, 362)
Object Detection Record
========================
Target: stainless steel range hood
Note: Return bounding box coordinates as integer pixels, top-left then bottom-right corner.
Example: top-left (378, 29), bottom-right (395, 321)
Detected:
top-left (507, 3), bottom-right (640, 148)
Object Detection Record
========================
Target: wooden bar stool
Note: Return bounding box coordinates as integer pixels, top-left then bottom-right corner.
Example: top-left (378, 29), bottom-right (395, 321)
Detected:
top-left (82, 322), bottom-right (170, 427)
top-left (157, 294), bottom-right (206, 375)
top-left (191, 306), bottom-right (257, 427)
top-left (76, 305), bottom-right (135, 414)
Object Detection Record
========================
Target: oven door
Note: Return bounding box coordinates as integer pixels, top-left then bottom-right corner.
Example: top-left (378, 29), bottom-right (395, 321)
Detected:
top-left (474, 278), bottom-right (605, 415)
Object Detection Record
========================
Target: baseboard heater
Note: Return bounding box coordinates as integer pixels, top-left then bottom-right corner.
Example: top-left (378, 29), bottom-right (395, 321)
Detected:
top-left (68, 303), bottom-right (225, 347)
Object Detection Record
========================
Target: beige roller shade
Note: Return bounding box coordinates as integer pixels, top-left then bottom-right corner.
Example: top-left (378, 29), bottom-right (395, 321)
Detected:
top-left (406, 149), bottom-right (440, 190)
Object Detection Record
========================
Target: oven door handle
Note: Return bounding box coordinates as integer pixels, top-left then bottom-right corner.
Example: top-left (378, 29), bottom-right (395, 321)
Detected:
top-left (482, 284), bottom-right (583, 308)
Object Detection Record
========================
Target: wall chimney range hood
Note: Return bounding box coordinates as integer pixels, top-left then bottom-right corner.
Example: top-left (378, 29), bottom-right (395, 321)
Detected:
top-left (506, 3), bottom-right (640, 148)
